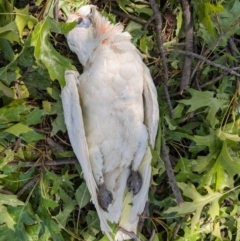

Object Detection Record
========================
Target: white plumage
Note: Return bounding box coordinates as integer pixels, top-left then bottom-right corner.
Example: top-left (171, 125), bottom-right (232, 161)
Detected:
top-left (61, 5), bottom-right (159, 240)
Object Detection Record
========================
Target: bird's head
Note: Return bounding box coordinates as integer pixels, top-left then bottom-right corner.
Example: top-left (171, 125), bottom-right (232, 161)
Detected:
top-left (66, 5), bottom-right (123, 66)
top-left (67, 5), bottom-right (96, 29)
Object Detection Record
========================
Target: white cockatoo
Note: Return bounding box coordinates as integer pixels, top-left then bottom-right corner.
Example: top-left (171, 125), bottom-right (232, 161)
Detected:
top-left (61, 5), bottom-right (159, 240)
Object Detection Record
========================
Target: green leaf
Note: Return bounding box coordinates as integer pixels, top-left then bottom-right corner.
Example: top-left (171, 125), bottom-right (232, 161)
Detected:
top-left (0, 205), bottom-right (16, 230)
top-left (0, 0), bottom-right (11, 26)
top-left (202, 141), bottom-right (240, 190)
top-left (21, 131), bottom-right (44, 143)
top-left (75, 182), bottom-right (91, 209)
top-left (217, 129), bottom-right (240, 142)
top-left (51, 21), bottom-right (77, 35)
top-left (165, 183), bottom-right (223, 232)
top-left (42, 101), bottom-right (52, 113)
top-left (55, 199), bottom-right (76, 227)
top-left (15, 6), bottom-right (37, 37)
top-left (175, 7), bottom-right (183, 38)
top-left (0, 193), bottom-right (24, 206)
top-left (0, 149), bottom-right (14, 168)
top-left (0, 100), bottom-right (28, 124)
top-left (175, 158), bottom-right (200, 183)
top-left (51, 111), bottom-right (66, 136)
top-left (173, 103), bottom-right (184, 119)
top-left (125, 20), bottom-right (142, 33)
top-left (0, 21), bottom-right (19, 43)
top-left (133, 4), bottom-right (153, 16)
top-left (186, 129), bottom-right (221, 154)
top-left (42, 198), bottom-right (58, 208)
top-left (23, 108), bottom-right (45, 126)
top-left (139, 34), bottom-right (153, 56)
top-left (85, 210), bottom-right (100, 230)
top-left (178, 88), bottom-right (227, 128)
top-left (55, 187), bottom-right (76, 227)
top-left (36, 200), bottom-right (62, 240)
top-left (0, 81), bottom-right (14, 98)
top-left (30, 17), bottom-right (75, 86)
top-left (4, 123), bottom-right (32, 137)
top-left (0, 38), bottom-right (14, 61)
top-left (116, 0), bottom-right (131, 13)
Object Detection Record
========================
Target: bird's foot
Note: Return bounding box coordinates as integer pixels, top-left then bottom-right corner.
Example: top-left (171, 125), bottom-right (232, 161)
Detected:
top-left (97, 184), bottom-right (113, 212)
top-left (127, 170), bottom-right (142, 195)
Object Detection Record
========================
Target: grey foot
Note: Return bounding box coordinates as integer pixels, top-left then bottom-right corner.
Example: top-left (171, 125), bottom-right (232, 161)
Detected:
top-left (127, 170), bottom-right (142, 195)
top-left (97, 184), bottom-right (113, 212)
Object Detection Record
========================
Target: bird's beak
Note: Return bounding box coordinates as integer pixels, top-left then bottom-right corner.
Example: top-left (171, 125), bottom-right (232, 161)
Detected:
top-left (74, 13), bottom-right (83, 24)
top-left (75, 13), bottom-right (82, 18)
top-left (66, 13), bottom-right (83, 23)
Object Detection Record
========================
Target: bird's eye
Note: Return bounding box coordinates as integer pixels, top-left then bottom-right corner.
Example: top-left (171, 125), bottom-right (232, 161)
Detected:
top-left (90, 8), bottom-right (93, 14)
top-left (77, 18), bottom-right (83, 24)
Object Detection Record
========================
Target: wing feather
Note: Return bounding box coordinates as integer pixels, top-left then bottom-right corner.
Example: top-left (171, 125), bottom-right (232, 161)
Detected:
top-left (143, 65), bottom-right (159, 147)
top-left (61, 70), bottom-right (112, 239)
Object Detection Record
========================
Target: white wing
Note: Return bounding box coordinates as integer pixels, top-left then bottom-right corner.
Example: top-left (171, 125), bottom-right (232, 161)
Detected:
top-left (61, 70), bottom-right (113, 239)
top-left (143, 65), bottom-right (159, 147)
top-left (115, 64), bottom-right (159, 240)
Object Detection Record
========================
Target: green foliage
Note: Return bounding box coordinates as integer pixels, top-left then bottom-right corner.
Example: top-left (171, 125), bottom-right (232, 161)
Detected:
top-left (0, 0), bottom-right (240, 240)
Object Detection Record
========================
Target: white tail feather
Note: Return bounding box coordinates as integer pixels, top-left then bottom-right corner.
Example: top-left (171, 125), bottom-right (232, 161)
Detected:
top-left (115, 147), bottom-right (152, 240)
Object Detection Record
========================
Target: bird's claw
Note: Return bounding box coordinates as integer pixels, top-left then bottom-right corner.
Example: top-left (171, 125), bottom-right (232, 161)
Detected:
top-left (97, 184), bottom-right (113, 212)
top-left (127, 170), bottom-right (142, 195)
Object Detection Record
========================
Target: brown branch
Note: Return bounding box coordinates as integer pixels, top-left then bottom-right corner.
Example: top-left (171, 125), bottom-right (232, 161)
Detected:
top-left (171, 215), bottom-right (190, 241)
top-left (191, 18), bottom-right (240, 80)
top-left (118, 227), bottom-right (142, 241)
top-left (138, 201), bottom-right (149, 232)
top-left (144, 15), bottom-right (155, 30)
top-left (0, 189), bottom-right (14, 195)
top-left (179, 0), bottom-right (193, 93)
top-left (228, 37), bottom-right (238, 68)
top-left (111, 9), bottom-right (147, 25)
top-left (17, 176), bottom-right (39, 197)
top-left (149, 0), bottom-right (174, 118)
top-left (54, 0), bottom-right (59, 21)
top-left (149, 229), bottom-right (156, 241)
top-left (46, 137), bottom-right (65, 151)
top-left (8, 158), bottom-right (78, 167)
top-left (167, 49), bottom-right (240, 77)
top-left (12, 138), bottom-right (21, 152)
top-left (161, 138), bottom-right (184, 206)
top-left (200, 73), bottom-right (227, 88)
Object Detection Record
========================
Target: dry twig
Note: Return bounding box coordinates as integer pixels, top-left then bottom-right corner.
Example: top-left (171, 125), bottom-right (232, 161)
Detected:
top-left (9, 158), bottom-right (78, 167)
top-left (111, 9), bottom-right (147, 25)
top-left (161, 138), bottom-right (184, 206)
top-left (200, 73), bottom-right (227, 88)
top-left (179, 0), bottom-right (193, 92)
top-left (149, 229), bottom-right (156, 241)
top-left (149, 0), bottom-right (174, 118)
top-left (144, 15), bottom-right (155, 30)
top-left (167, 49), bottom-right (240, 77)
top-left (17, 176), bottom-right (39, 197)
top-left (118, 227), bottom-right (142, 241)
top-left (171, 215), bottom-right (190, 240)
top-left (0, 189), bottom-right (14, 195)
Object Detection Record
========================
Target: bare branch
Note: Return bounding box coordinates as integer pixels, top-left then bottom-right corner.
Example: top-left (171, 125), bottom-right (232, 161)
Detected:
top-left (161, 138), bottom-right (184, 206)
top-left (9, 158), bottom-right (78, 167)
top-left (54, 0), bottom-right (59, 21)
top-left (179, 0), bottom-right (193, 92)
top-left (200, 73), bottom-right (227, 88)
top-left (149, 0), bottom-right (174, 118)
top-left (111, 9), bottom-right (147, 25)
top-left (118, 227), bottom-right (142, 241)
top-left (167, 49), bottom-right (240, 77)
top-left (17, 176), bottom-right (39, 197)
top-left (144, 15), bottom-right (155, 30)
